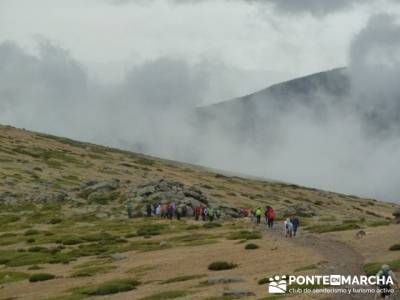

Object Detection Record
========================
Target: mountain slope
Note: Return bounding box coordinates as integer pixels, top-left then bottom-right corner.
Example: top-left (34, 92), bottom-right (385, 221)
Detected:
top-left (0, 125), bottom-right (399, 300)
top-left (194, 68), bottom-right (350, 147)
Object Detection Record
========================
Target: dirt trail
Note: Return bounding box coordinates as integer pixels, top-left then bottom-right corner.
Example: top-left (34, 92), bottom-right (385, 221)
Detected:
top-left (261, 223), bottom-right (369, 300)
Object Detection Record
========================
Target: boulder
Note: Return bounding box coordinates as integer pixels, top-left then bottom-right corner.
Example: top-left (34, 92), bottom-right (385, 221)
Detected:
top-left (54, 190), bottom-right (68, 202)
top-left (111, 253), bottom-right (127, 261)
top-left (80, 179), bottom-right (119, 198)
top-left (282, 203), bottom-right (317, 217)
top-left (0, 192), bottom-right (19, 205)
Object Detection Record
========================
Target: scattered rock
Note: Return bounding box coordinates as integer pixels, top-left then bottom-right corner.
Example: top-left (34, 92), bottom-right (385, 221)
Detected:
top-left (0, 192), bottom-right (19, 205)
top-left (4, 177), bottom-right (16, 186)
top-left (79, 179), bottom-right (119, 199)
top-left (222, 289), bottom-right (255, 297)
top-left (110, 253), bottom-right (127, 261)
top-left (207, 277), bottom-right (244, 285)
top-left (95, 212), bottom-right (109, 219)
top-left (159, 240), bottom-right (168, 247)
top-left (282, 203), bottom-right (317, 217)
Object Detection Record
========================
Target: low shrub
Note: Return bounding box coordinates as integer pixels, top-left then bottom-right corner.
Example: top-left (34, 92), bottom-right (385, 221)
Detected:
top-left (29, 273), bottom-right (55, 282)
top-left (82, 278), bottom-right (140, 296)
top-left (138, 290), bottom-right (190, 300)
top-left (244, 243), bottom-right (259, 250)
top-left (136, 224), bottom-right (166, 236)
top-left (160, 274), bottom-right (206, 284)
top-left (24, 229), bottom-right (40, 236)
top-left (258, 277), bottom-right (269, 285)
top-left (48, 217), bottom-right (63, 224)
top-left (389, 244), bottom-right (400, 251)
top-left (208, 261), bottom-right (237, 271)
top-left (62, 238), bottom-right (83, 245)
top-left (227, 230), bottom-right (261, 240)
top-left (363, 260), bottom-right (400, 276)
top-left (203, 222), bottom-right (222, 229)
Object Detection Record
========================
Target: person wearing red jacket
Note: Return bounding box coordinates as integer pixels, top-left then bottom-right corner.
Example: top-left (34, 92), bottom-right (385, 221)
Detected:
top-left (267, 208), bottom-right (275, 228)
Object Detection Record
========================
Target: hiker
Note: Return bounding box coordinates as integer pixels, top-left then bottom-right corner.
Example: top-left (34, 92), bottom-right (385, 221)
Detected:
top-left (208, 207), bottom-right (215, 222)
top-left (255, 207), bottom-right (262, 224)
top-left (176, 206), bottom-right (182, 220)
top-left (194, 206), bottom-right (201, 220)
top-left (146, 203), bottom-right (152, 217)
top-left (167, 203), bottom-right (174, 219)
top-left (161, 203), bottom-right (167, 218)
top-left (284, 218), bottom-right (293, 238)
top-left (155, 204), bottom-right (161, 216)
top-left (376, 264), bottom-right (398, 299)
top-left (291, 216), bottom-right (300, 237)
top-left (267, 207), bottom-right (275, 228)
top-left (127, 201), bottom-right (133, 219)
top-left (171, 201), bottom-right (177, 216)
top-left (202, 206), bottom-right (208, 221)
top-left (265, 206), bottom-right (271, 225)
top-left (251, 208), bottom-right (257, 223)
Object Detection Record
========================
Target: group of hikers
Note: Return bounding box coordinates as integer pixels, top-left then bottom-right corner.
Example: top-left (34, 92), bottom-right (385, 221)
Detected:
top-left (252, 206), bottom-right (276, 228)
top-left (250, 206), bottom-right (300, 238)
top-left (127, 201), bottom-right (220, 222)
top-left (128, 202), bottom-right (300, 237)
top-left (125, 201), bottom-right (400, 297)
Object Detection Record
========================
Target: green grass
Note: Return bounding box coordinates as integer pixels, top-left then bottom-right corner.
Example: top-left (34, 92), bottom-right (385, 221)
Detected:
top-left (70, 265), bottom-right (117, 277)
top-left (227, 230), bottom-right (261, 240)
top-left (24, 229), bottom-right (40, 236)
top-left (136, 224), bottom-right (168, 236)
top-left (78, 279), bottom-right (141, 296)
top-left (168, 233), bottom-right (218, 247)
top-left (208, 261), bottom-right (238, 271)
top-left (160, 274), bottom-right (206, 284)
top-left (0, 271), bottom-right (30, 284)
top-left (367, 220), bottom-right (391, 227)
top-left (0, 233), bottom-right (21, 245)
top-left (29, 273), bottom-right (55, 282)
top-left (203, 222), bottom-right (222, 229)
top-left (138, 290), bottom-right (190, 300)
top-left (363, 259), bottom-right (400, 276)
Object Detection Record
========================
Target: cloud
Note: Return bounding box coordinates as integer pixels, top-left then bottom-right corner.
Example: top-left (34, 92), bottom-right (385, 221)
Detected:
top-left (1, 13), bottom-right (400, 203)
top-left (263, 0), bottom-right (370, 17)
top-left (105, 0), bottom-right (372, 17)
top-left (349, 14), bottom-right (400, 135)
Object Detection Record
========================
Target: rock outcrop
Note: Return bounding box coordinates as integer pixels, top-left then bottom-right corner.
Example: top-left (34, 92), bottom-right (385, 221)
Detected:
top-left (131, 179), bottom-right (240, 218)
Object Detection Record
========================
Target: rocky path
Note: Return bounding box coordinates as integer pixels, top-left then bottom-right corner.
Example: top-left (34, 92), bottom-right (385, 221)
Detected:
top-left (260, 223), bottom-right (371, 300)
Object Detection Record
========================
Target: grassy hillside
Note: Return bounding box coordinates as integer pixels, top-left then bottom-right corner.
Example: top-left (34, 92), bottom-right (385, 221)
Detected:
top-left (0, 124), bottom-right (399, 300)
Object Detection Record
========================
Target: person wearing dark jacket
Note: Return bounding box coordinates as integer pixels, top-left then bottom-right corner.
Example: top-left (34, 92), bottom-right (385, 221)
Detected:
top-left (146, 203), bottom-right (152, 217)
top-left (291, 217), bottom-right (300, 237)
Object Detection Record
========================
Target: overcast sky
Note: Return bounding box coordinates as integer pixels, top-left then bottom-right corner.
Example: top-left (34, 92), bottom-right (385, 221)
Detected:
top-left (1, 1), bottom-right (400, 201)
top-left (1, 0), bottom-right (398, 102)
